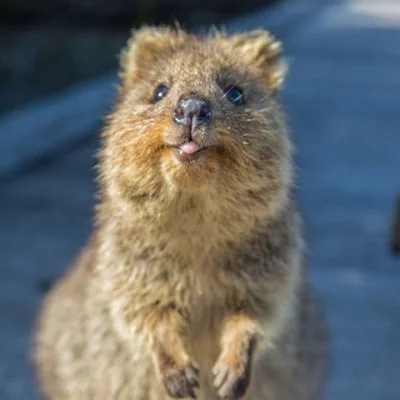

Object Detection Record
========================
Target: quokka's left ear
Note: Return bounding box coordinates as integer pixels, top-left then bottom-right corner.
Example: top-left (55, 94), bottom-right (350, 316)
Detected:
top-left (227, 30), bottom-right (287, 94)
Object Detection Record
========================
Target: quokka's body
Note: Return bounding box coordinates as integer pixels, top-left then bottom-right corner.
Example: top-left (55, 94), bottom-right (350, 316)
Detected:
top-left (34, 26), bottom-right (328, 400)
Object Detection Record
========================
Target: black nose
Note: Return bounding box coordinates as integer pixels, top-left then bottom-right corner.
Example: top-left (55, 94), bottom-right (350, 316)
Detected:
top-left (173, 98), bottom-right (212, 129)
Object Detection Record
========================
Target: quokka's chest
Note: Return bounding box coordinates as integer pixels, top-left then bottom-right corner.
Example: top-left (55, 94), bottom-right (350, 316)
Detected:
top-left (123, 249), bottom-right (266, 314)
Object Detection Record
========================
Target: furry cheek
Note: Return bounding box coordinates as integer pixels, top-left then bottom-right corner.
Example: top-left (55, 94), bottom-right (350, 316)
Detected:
top-left (129, 116), bottom-right (168, 167)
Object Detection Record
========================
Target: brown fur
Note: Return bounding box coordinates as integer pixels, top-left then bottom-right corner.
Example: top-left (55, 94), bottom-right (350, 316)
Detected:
top-left (33, 26), bottom-right (328, 400)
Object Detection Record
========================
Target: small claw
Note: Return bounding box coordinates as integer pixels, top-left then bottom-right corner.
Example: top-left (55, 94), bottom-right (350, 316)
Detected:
top-left (213, 363), bottom-right (230, 390)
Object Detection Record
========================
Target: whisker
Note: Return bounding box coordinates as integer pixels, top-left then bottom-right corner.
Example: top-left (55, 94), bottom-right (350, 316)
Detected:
top-left (219, 78), bottom-right (247, 101)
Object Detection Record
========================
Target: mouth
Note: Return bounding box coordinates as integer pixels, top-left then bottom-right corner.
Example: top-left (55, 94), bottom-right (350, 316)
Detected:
top-left (171, 141), bottom-right (210, 163)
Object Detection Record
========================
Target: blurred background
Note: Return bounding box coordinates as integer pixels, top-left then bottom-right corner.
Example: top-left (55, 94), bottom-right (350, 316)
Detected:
top-left (0, 0), bottom-right (281, 115)
top-left (0, 0), bottom-right (399, 399)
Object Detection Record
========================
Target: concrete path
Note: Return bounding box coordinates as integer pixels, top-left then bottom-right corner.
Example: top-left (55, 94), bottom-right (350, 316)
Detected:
top-left (1, 0), bottom-right (400, 399)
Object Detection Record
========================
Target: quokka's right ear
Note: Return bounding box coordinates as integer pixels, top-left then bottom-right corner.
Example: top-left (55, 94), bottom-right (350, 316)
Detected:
top-left (118, 26), bottom-right (187, 92)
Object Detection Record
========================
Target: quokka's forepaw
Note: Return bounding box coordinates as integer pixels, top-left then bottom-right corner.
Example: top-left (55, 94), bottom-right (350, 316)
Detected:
top-left (212, 338), bottom-right (255, 400)
top-left (212, 361), bottom-right (250, 400)
top-left (162, 361), bottom-right (199, 399)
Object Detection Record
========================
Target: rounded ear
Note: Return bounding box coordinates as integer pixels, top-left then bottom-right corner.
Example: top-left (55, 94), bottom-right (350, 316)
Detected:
top-left (227, 30), bottom-right (287, 94)
top-left (119, 26), bottom-right (187, 91)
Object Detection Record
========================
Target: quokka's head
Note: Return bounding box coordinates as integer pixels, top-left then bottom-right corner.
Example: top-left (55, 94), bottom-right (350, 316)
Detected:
top-left (100, 26), bottom-right (292, 207)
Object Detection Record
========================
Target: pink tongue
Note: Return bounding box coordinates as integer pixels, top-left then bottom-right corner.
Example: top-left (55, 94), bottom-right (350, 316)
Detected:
top-left (179, 141), bottom-right (200, 155)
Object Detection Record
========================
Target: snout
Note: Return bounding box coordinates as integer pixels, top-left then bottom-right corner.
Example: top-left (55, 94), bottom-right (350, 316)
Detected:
top-left (168, 96), bottom-right (214, 161)
top-left (172, 97), bottom-right (212, 134)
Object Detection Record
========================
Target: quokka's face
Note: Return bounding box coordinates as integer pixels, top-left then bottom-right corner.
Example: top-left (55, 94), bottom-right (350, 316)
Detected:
top-left (102, 27), bottom-right (292, 201)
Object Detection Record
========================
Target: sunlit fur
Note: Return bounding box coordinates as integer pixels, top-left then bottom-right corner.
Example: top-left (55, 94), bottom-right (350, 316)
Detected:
top-left (34, 27), bottom-right (328, 400)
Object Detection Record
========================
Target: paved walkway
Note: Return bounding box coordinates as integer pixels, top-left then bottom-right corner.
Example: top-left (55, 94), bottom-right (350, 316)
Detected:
top-left (1, 0), bottom-right (400, 399)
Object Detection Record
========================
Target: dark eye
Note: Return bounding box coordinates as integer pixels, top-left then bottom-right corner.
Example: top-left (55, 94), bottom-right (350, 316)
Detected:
top-left (225, 86), bottom-right (245, 105)
top-left (153, 84), bottom-right (169, 103)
